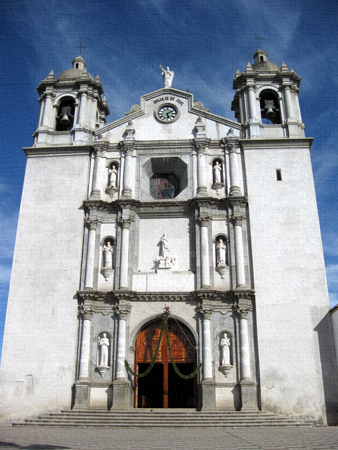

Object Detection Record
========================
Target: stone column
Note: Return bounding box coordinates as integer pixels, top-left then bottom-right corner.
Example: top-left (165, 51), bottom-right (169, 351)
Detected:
top-left (238, 309), bottom-right (251, 380)
top-left (233, 216), bottom-right (247, 288)
top-left (78, 310), bottom-right (92, 380)
top-left (199, 307), bottom-right (215, 410)
top-left (198, 217), bottom-right (210, 289)
top-left (196, 145), bottom-right (208, 196)
top-left (78, 91), bottom-right (88, 126)
top-left (41, 93), bottom-right (54, 129)
top-left (236, 305), bottom-right (257, 411)
top-left (121, 147), bottom-right (133, 198)
top-left (115, 308), bottom-right (129, 380)
top-left (201, 309), bottom-right (213, 381)
top-left (84, 221), bottom-right (98, 290)
top-left (283, 85), bottom-right (294, 120)
top-left (112, 304), bottom-right (131, 409)
top-left (119, 219), bottom-right (131, 289)
top-left (228, 143), bottom-right (242, 196)
top-left (247, 86), bottom-right (257, 122)
top-left (90, 148), bottom-right (106, 199)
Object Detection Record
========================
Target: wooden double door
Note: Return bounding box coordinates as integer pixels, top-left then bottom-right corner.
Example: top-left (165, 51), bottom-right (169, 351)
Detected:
top-left (134, 319), bottom-right (196, 408)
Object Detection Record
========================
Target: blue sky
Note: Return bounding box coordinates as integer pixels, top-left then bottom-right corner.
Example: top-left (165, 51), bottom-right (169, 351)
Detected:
top-left (0, 0), bottom-right (337, 357)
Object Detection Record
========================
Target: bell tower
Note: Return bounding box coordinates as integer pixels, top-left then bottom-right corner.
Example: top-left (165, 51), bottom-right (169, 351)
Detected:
top-left (34, 56), bottom-right (110, 146)
top-left (232, 49), bottom-right (304, 138)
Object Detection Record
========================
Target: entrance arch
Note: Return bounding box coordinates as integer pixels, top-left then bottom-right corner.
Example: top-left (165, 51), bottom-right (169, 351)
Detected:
top-left (134, 318), bottom-right (197, 408)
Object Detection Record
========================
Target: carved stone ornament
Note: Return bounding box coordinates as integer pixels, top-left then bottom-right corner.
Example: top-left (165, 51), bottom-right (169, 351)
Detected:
top-left (154, 233), bottom-right (177, 271)
top-left (125, 104), bottom-right (141, 115)
top-left (219, 364), bottom-right (233, 377)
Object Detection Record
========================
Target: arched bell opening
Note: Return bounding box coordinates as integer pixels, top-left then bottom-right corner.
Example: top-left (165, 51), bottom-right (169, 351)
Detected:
top-left (259, 89), bottom-right (281, 125)
top-left (56, 97), bottom-right (75, 131)
top-left (134, 318), bottom-right (197, 409)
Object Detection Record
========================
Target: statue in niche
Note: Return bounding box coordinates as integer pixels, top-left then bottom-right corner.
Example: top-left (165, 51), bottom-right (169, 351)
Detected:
top-left (216, 239), bottom-right (226, 266)
top-left (213, 161), bottom-right (222, 184)
top-left (220, 334), bottom-right (231, 366)
top-left (103, 242), bottom-right (113, 267)
top-left (159, 65), bottom-right (174, 88)
top-left (108, 165), bottom-right (117, 188)
top-left (98, 333), bottom-right (110, 367)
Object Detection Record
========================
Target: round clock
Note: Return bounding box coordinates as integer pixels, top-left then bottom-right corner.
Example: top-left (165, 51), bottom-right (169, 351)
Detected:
top-left (157, 104), bottom-right (178, 122)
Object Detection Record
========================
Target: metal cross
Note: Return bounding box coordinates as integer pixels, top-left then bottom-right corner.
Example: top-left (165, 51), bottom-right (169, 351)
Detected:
top-left (253, 34), bottom-right (266, 49)
top-left (75, 37), bottom-right (86, 56)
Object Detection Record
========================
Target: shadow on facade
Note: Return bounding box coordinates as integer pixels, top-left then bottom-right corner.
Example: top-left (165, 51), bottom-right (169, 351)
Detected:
top-left (315, 311), bottom-right (338, 425)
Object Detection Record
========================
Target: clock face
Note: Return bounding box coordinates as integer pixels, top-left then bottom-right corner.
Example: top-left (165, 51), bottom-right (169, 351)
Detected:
top-left (158, 105), bottom-right (177, 122)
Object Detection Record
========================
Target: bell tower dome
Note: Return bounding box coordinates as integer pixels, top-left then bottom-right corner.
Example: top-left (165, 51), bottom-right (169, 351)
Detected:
top-left (34, 56), bottom-right (110, 147)
top-left (231, 49), bottom-right (304, 138)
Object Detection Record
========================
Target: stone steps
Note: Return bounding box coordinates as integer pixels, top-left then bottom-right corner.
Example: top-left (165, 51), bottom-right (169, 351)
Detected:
top-left (13, 409), bottom-right (312, 428)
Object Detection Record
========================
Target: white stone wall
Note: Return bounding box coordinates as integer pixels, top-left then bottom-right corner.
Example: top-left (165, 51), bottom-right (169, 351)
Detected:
top-left (244, 143), bottom-right (335, 422)
top-left (0, 153), bottom-right (89, 422)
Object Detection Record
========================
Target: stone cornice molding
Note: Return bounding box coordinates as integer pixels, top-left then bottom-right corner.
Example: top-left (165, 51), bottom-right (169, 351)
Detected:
top-left (23, 145), bottom-right (93, 158)
top-left (238, 138), bottom-right (313, 151)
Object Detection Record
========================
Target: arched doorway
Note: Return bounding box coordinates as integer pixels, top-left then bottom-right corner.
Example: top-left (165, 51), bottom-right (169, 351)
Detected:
top-left (134, 319), bottom-right (197, 408)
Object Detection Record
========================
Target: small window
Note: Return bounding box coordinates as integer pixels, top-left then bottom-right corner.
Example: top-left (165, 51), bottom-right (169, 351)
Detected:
top-left (276, 169), bottom-right (282, 181)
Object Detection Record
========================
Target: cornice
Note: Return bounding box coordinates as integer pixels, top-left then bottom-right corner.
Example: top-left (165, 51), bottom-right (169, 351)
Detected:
top-left (24, 145), bottom-right (93, 158)
top-left (238, 138), bottom-right (313, 151)
top-left (77, 289), bottom-right (254, 304)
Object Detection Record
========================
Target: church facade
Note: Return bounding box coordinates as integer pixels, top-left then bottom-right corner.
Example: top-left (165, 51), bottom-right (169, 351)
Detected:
top-left (1, 50), bottom-right (337, 424)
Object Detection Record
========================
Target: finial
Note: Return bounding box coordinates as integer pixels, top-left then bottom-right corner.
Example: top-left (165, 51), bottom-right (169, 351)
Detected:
top-left (75, 37), bottom-right (86, 56)
top-left (253, 34), bottom-right (266, 49)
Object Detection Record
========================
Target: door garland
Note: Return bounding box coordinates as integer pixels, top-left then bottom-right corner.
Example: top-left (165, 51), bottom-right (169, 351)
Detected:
top-left (125, 309), bottom-right (202, 380)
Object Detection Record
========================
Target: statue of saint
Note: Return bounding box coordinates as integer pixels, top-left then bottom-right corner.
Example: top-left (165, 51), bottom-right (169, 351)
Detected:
top-left (159, 65), bottom-right (174, 88)
top-left (216, 239), bottom-right (226, 266)
top-left (103, 242), bottom-right (113, 267)
top-left (108, 165), bottom-right (117, 188)
top-left (213, 161), bottom-right (222, 184)
top-left (160, 233), bottom-right (169, 258)
top-left (98, 333), bottom-right (109, 367)
top-left (220, 335), bottom-right (230, 366)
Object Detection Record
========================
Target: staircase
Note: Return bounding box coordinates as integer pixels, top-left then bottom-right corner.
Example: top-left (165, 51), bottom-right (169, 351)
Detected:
top-left (13, 409), bottom-right (312, 428)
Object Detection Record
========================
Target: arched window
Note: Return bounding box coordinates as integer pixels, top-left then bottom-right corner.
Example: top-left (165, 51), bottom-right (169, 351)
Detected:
top-left (56, 97), bottom-right (75, 131)
top-left (259, 89), bottom-right (281, 125)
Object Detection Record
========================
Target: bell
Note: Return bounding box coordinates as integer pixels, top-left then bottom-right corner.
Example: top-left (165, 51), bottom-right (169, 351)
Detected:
top-left (60, 113), bottom-right (70, 125)
top-left (265, 106), bottom-right (276, 120)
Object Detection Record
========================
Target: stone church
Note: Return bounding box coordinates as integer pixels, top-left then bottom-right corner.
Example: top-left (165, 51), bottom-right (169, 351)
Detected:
top-left (1, 49), bottom-right (337, 424)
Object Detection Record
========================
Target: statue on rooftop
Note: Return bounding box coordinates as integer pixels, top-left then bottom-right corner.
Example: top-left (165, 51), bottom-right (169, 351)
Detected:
top-left (159, 65), bottom-right (174, 88)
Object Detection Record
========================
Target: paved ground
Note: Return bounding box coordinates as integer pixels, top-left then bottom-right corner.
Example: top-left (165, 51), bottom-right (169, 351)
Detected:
top-left (0, 426), bottom-right (338, 450)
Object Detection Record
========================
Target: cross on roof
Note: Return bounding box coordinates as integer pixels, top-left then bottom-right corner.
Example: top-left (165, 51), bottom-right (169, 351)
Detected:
top-left (75, 37), bottom-right (86, 56)
top-left (253, 34), bottom-right (266, 49)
